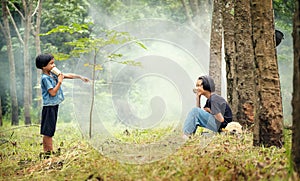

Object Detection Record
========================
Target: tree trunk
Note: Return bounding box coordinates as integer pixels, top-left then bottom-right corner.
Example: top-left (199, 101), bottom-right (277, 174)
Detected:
top-left (23, 1), bottom-right (32, 125)
top-left (209, 0), bottom-right (222, 95)
top-left (1, 0), bottom-right (19, 126)
top-left (222, 0), bottom-right (237, 121)
top-left (35, 0), bottom-right (43, 123)
top-left (251, 0), bottom-right (284, 148)
top-left (234, 0), bottom-right (256, 128)
top-left (292, 0), bottom-right (300, 175)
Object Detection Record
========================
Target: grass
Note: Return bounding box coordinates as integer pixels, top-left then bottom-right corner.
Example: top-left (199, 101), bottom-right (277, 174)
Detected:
top-left (0, 122), bottom-right (299, 181)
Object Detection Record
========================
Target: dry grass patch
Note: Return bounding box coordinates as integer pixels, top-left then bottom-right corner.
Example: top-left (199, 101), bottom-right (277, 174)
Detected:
top-left (0, 123), bottom-right (298, 181)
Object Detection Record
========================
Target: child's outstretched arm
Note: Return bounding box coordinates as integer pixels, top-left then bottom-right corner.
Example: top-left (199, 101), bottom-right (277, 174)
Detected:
top-left (63, 73), bottom-right (90, 82)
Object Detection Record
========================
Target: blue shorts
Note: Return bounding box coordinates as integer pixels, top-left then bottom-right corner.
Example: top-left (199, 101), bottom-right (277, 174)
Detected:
top-left (40, 105), bottom-right (59, 137)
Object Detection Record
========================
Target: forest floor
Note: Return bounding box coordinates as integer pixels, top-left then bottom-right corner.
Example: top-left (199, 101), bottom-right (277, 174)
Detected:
top-left (0, 123), bottom-right (299, 181)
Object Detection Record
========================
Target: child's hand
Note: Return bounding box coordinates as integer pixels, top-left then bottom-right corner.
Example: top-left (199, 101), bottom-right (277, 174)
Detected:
top-left (196, 93), bottom-right (201, 104)
top-left (58, 74), bottom-right (64, 84)
top-left (80, 76), bottom-right (90, 82)
top-left (196, 90), bottom-right (202, 98)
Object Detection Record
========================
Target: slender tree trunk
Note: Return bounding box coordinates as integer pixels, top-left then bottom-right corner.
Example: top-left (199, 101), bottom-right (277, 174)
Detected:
top-left (292, 0), bottom-right (300, 175)
top-left (1, 0), bottom-right (19, 126)
top-left (234, 0), bottom-right (256, 129)
top-left (6, 0), bottom-right (42, 125)
top-left (222, 0), bottom-right (237, 121)
top-left (209, 0), bottom-right (222, 95)
top-left (23, 1), bottom-right (32, 125)
top-left (89, 52), bottom-right (97, 138)
top-left (35, 0), bottom-right (43, 123)
top-left (251, 0), bottom-right (284, 147)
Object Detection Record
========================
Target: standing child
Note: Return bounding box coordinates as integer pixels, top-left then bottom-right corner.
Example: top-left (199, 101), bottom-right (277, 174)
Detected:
top-left (35, 53), bottom-right (89, 154)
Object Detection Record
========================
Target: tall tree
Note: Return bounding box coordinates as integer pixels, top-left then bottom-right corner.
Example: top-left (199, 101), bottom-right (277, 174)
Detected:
top-left (22, 0), bottom-right (34, 125)
top-left (234, 0), bottom-right (256, 129)
top-left (33, 0), bottom-right (42, 123)
top-left (221, 0), bottom-right (237, 121)
top-left (9, 0), bottom-right (40, 125)
top-left (292, 0), bottom-right (300, 175)
top-left (251, 0), bottom-right (284, 147)
top-left (209, 0), bottom-right (223, 95)
top-left (0, 0), bottom-right (19, 125)
top-left (41, 23), bottom-right (145, 138)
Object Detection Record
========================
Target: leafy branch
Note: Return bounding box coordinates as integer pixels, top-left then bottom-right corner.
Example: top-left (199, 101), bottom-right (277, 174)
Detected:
top-left (41, 22), bottom-right (146, 138)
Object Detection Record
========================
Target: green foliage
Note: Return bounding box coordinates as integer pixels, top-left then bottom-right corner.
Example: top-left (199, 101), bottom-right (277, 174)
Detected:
top-left (2, 92), bottom-right (12, 121)
top-left (40, 21), bottom-right (147, 138)
top-left (91, 0), bottom-right (186, 23)
top-left (41, 22), bottom-right (146, 65)
top-left (40, 0), bottom-right (90, 53)
top-left (283, 129), bottom-right (293, 177)
top-left (119, 60), bottom-right (142, 66)
top-left (273, 0), bottom-right (295, 31)
top-left (40, 23), bottom-right (90, 36)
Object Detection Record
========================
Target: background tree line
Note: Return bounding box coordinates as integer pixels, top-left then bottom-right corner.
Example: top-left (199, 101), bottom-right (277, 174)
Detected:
top-left (0, 0), bottom-right (299, 174)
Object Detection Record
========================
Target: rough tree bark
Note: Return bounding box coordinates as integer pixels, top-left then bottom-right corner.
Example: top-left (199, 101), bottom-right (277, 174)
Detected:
top-left (234, 0), bottom-right (256, 128)
top-left (209, 0), bottom-right (222, 95)
top-left (251, 0), bottom-right (284, 147)
top-left (221, 0), bottom-right (237, 121)
top-left (292, 0), bottom-right (300, 175)
top-left (1, 0), bottom-right (19, 125)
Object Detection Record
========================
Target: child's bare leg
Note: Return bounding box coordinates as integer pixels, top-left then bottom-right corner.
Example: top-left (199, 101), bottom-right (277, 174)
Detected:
top-left (43, 135), bottom-right (53, 152)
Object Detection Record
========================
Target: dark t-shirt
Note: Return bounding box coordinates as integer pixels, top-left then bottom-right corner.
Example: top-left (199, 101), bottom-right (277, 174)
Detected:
top-left (204, 94), bottom-right (232, 130)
